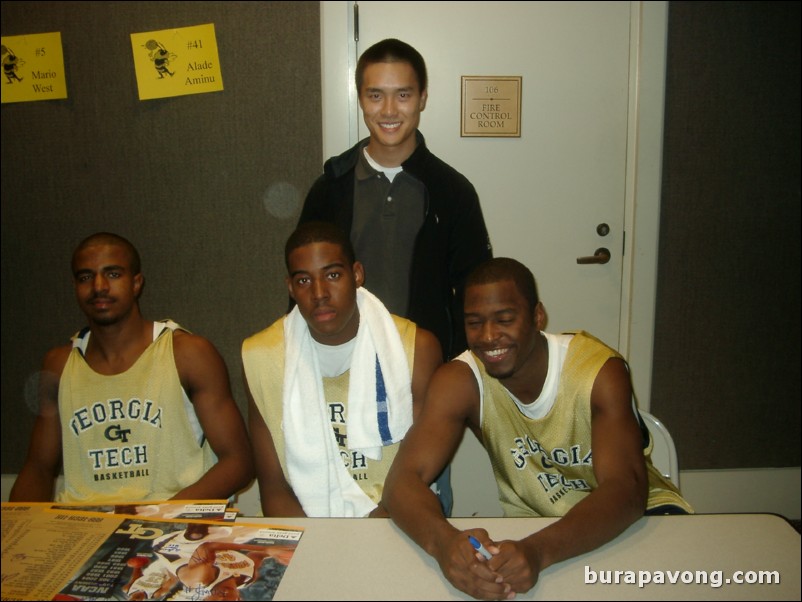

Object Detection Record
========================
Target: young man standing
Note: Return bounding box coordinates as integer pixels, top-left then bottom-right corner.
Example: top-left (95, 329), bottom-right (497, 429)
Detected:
top-left (383, 258), bottom-right (692, 599)
top-left (11, 232), bottom-right (253, 503)
top-left (243, 221), bottom-right (441, 517)
top-left (299, 37), bottom-right (491, 364)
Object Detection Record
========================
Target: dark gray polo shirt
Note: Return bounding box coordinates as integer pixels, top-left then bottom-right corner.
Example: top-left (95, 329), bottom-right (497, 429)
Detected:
top-left (351, 146), bottom-right (425, 316)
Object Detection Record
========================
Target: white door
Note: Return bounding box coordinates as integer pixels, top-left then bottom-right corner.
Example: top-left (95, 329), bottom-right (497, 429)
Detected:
top-left (321, 1), bottom-right (666, 516)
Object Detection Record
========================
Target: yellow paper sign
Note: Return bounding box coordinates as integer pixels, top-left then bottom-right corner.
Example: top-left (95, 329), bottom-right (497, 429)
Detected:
top-left (1, 32), bottom-right (67, 104)
top-left (130, 23), bottom-right (223, 101)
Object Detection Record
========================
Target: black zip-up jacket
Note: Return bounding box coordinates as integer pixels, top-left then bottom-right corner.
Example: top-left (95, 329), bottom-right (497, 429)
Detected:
top-left (298, 131), bottom-right (493, 359)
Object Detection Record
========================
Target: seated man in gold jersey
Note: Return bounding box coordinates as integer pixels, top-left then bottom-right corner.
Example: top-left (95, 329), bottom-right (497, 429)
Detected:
top-left (242, 221), bottom-right (442, 517)
top-left (383, 257), bottom-right (692, 599)
top-left (10, 232), bottom-right (253, 503)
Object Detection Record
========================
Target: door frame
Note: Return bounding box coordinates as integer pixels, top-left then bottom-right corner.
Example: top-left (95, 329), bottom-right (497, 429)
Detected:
top-left (319, 1), bottom-right (668, 405)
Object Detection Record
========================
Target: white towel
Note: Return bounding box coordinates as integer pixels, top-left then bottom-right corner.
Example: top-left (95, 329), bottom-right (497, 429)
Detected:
top-left (347, 288), bottom-right (413, 458)
top-left (282, 287), bottom-right (413, 517)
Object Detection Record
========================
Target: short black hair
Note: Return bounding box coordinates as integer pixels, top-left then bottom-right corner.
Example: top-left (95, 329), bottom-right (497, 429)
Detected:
top-left (284, 221), bottom-right (356, 270)
top-left (356, 38), bottom-right (428, 94)
top-left (72, 232), bottom-right (141, 275)
top-left (466, 258), bottom-right (540, 313)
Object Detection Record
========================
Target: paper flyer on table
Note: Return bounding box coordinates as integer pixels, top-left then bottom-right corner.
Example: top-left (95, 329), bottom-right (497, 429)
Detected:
top-left (1, 503), bottom-right (303, 601)
top-left (45, 500), bottom-right (235, 522)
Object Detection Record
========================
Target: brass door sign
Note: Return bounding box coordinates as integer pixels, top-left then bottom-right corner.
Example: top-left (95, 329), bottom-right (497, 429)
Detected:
top-left (461, 76), bottom-right (522, 137)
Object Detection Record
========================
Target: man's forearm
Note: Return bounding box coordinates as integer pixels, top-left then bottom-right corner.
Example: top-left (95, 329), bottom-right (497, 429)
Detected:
top-left (9, 465), bottom-right (56, 502)
top-left (521, 482), bottom-right (645, 573)
top-left (384, 474), bottom-right (459, 558)
top-left (172, 456), bottom-right (252, 501)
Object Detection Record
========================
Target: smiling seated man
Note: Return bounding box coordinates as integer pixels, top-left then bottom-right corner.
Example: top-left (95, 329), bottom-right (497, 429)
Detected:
top-left (383, 257), bottom-right (692, 600)
top-left (242, 221), bottom-right (441, 517)
top-left (10, 232), bottom-right (253, 504)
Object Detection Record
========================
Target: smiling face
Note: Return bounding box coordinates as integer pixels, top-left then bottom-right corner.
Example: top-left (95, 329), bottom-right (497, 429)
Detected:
top-left (287, 241), bottom-right (364, 345)
top-left (72, 243), bottom-right (143, 327)
top-left (359, 60), bottom-right (427, 166)
top-left (464, 279), bottom-right (546, 384)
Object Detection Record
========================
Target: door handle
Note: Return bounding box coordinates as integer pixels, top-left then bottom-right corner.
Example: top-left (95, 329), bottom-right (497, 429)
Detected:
top-left (576, 247), bottom-right (611, 265)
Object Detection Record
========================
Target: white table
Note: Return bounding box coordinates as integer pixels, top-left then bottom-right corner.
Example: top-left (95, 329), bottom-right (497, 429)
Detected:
top-left (242, 513), bottom-right (800, 600)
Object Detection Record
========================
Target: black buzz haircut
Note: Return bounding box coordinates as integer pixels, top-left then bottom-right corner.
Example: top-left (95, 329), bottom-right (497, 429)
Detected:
top-left (356, 38), bottom-right (428, 94)
top-left (284, 221), bottom-right (356, 270)
top-left (72, 232), bottom-right (142, 276)
top-left (466, 258), bottom-right (540, 313)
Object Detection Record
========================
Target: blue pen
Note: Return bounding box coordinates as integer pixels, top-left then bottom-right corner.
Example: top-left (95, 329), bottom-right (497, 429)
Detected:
top-left (468, 535), bottom-right (493, 560)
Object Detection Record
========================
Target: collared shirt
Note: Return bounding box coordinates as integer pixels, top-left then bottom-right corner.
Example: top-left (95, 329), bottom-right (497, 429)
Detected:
top-left (351, 145), bottom-right (425, 316)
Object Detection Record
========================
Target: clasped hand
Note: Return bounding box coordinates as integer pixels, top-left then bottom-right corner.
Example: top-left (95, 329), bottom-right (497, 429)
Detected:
top-left (435, 529), bottom-right (540, 600)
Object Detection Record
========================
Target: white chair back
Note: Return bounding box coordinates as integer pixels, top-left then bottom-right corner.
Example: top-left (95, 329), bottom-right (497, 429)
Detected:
top-left (640, 410), bottom-right (680, 488)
